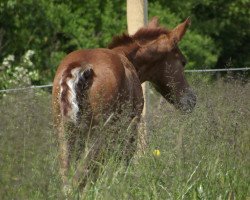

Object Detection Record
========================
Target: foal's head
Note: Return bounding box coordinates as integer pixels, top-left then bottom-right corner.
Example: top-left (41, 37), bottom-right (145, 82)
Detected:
top-left (109, 17), bottom-right (196, 112)
top-left (136, 17), bottom-right (196, 112)
top-left (145, 17), bottom-right (197, 112)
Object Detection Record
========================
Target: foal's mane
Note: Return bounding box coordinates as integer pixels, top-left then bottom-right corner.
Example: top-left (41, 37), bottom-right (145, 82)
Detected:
top-left (108, 27), bottom-right (170, 49)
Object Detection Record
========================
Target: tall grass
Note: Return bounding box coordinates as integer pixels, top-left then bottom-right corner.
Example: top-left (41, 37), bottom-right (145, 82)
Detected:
top-left (0, 76), bottom-right (249, 199)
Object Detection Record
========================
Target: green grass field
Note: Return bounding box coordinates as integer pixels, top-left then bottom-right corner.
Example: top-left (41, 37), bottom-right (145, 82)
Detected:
top-left (0, 76), bottom-right (249, 199)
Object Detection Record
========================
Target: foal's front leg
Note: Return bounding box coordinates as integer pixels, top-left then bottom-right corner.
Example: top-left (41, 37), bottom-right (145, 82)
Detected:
top-left (125, 116), bottom-right (140, 164)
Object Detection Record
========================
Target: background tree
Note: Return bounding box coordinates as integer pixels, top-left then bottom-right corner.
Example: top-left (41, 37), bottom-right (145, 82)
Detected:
top-left (0, 0), bottom-right (249, 88)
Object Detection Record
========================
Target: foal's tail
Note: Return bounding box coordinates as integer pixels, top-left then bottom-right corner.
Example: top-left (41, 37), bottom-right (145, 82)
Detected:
top-left (59, 62), bottom-right (94, 123)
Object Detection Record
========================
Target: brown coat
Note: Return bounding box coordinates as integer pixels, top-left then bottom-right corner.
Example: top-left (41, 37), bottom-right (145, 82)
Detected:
top-left (52, 17), bottom-right (196, 191)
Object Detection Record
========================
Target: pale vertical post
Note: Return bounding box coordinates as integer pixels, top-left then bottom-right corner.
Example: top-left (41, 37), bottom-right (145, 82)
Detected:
top-left (127, 0), bottom-right (148, 154)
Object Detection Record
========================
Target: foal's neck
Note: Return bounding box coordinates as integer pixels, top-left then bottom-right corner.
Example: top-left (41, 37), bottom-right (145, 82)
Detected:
top-left (114, 44), bottom-right (151, 83)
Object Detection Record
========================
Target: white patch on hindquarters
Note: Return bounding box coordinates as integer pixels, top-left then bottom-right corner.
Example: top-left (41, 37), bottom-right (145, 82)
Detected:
top-left (60, 67), bottom-right (84, 123)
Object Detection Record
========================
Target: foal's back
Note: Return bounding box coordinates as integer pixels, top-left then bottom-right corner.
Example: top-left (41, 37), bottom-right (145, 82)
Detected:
top-left (52, 48), bottom-right (143, 126)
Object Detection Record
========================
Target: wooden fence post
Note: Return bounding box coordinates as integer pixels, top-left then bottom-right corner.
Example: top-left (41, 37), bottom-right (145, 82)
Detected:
top-left (127, 0), bottom-right (149, 155)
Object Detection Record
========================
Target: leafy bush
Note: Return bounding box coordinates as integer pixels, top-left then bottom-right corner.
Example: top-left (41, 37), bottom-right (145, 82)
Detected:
top-left (0, 50), bottom-right (39, 89)
top-left (0, 0), bottom-right (248, 87)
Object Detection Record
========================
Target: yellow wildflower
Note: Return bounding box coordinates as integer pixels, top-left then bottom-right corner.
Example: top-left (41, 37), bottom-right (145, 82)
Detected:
top-left (153, 149), bottom-right (161, 156)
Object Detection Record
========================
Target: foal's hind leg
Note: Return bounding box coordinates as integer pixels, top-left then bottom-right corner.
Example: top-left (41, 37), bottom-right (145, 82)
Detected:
top-left (56, 122), bottom-right (72, 194)
top-left (56, 121), bottom-right (85, 195)
top-left (72, 135), bottom-right (104, 190)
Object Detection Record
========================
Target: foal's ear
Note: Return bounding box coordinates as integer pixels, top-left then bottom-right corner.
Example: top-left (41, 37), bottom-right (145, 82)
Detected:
top-left (147, 16), bottom-right (159, 28)
top-left (170, 17), bottom-right (191, 44)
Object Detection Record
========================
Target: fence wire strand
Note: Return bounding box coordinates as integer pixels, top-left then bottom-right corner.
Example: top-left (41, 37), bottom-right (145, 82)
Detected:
top-left (0, 68), bottom-right (249, 93)
top-left (0, 84), bottom-right (52, 93)
top-left (185, 67), bottom-right (250, 73)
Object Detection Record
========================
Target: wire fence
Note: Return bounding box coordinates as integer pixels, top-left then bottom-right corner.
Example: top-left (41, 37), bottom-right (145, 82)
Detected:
top-left (0, 68), bottom-right (249, 93)
top-left (0, 84), bottom-right (53, 93)
top-left (185, 67), bottom-right (250, 73)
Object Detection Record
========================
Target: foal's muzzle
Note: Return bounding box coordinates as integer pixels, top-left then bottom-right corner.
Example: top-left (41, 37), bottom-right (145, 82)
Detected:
top-left (178, 88), bottom-right (197, 113)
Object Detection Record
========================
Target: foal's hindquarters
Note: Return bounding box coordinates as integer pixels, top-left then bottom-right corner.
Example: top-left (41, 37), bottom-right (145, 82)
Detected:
top-left (52, 49), bottom-right (143, 193)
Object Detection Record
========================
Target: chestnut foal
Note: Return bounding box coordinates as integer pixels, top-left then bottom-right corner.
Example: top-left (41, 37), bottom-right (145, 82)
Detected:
top-left (52, 17), bottom-right (196, 191)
